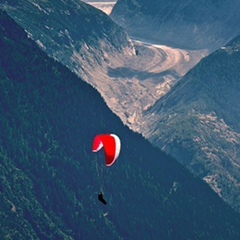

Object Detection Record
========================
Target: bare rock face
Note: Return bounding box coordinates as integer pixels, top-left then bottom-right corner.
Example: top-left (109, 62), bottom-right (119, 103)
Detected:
top-left (111, 0), bottom-right (240, 51)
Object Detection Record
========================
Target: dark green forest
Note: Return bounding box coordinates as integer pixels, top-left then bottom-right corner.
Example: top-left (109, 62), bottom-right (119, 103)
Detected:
top-left (1, 11), bottom-right (240, 239)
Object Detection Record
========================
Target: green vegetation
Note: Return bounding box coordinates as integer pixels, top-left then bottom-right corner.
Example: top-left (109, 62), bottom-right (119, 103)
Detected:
top-left (1, 10), bottom-right (240, 239)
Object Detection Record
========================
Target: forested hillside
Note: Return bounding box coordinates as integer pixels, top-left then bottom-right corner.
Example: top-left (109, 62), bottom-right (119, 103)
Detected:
top-left (1, 10), bottom-right (240, 239)
top-left (143, 35), bottom-right (240, 212)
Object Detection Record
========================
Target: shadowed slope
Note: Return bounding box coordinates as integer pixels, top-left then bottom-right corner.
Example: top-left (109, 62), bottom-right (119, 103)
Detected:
top-left (1, 11), bottom-right (240, 239)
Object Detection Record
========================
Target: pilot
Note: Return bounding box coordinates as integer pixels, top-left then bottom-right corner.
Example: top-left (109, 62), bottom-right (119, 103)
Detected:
top-left (98, 192), bottom-right (107, 205)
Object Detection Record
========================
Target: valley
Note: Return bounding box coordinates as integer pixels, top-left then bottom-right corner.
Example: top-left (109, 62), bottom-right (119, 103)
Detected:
top-left (1, 1), bottom-right (240, 238)
top-left (103, 39), bottom-right (208, 129)
top-left (3, 10), bottom-right (240, 239)
top-left (83, 0), bottom-right (240, 212)
top-left (3, 0), bottom-right (240, 213)
top-left (83, 0), bottom-right (208, 129)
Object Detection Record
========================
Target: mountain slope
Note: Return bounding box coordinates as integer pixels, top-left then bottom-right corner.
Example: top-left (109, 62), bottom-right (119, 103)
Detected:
top-left (1, 0), bottom-right (141, 126)
top-left (142, 36), bottom-right (240, 211)
top-left (2, 0), bottom-right (135, 84)
top-left (2, 0), bottom-right (208, 130)
top-left (1, 10), bottom-right (240, 239)
top-left (111, 0), bottom-right (240, 51)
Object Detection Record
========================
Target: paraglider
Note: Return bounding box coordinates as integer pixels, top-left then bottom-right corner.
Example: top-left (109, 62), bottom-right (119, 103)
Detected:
top-left (92, 134), bottom-right (121, 204)
top-left (92, 134), bottom-right (121, 167)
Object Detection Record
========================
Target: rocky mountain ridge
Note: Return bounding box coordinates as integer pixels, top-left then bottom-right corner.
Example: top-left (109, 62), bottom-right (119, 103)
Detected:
top-left (111, 0), bottom-right (240, 51)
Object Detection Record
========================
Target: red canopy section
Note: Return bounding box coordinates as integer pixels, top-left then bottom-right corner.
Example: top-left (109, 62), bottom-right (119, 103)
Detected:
top-left (92, 134), bottom-right (121, 166)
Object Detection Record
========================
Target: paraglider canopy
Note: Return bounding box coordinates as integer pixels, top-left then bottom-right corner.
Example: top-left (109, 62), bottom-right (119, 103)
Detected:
top-left (92, 134), bottom-right (121, 166)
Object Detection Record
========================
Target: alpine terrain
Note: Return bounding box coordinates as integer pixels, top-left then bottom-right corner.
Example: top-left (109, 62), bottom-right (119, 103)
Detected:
top-left (2, 10), bottom-right (240, 239)
top-left (111, 0), bottom-right (240, 51)
top-left (142, 37), bottom-right (240, 212)
top-left (111, 0), bottom-right (240, 212)
top-left (2, 0), bottom-right (240, 213)
top-left (2, 0), bottom-right (207, 128)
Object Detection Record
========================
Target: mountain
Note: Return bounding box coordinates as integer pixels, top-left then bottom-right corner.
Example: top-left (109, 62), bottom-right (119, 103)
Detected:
top-left (2, 0), bottom-right (135, 85)
top-left (1, 0), bottom-right (142, 124)
top-left (142, 36), bottom-right (240, 212)
top-left (111, 0), bottom-right (240, 51)
top-left (5, 0), bottom-right (134, 58)
top-left (2, 0), bottom-right (208, 129)
top-left (2, 10), bottom-right (240, 239)
top-left (3, 0), bottom-right (240, 214)
top-left (111, 0), bottom-right (240, 211)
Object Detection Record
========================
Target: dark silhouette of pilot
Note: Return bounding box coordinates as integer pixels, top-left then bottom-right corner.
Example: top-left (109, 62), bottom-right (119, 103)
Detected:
top-left (98, 192), bottom-right (107, 205)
